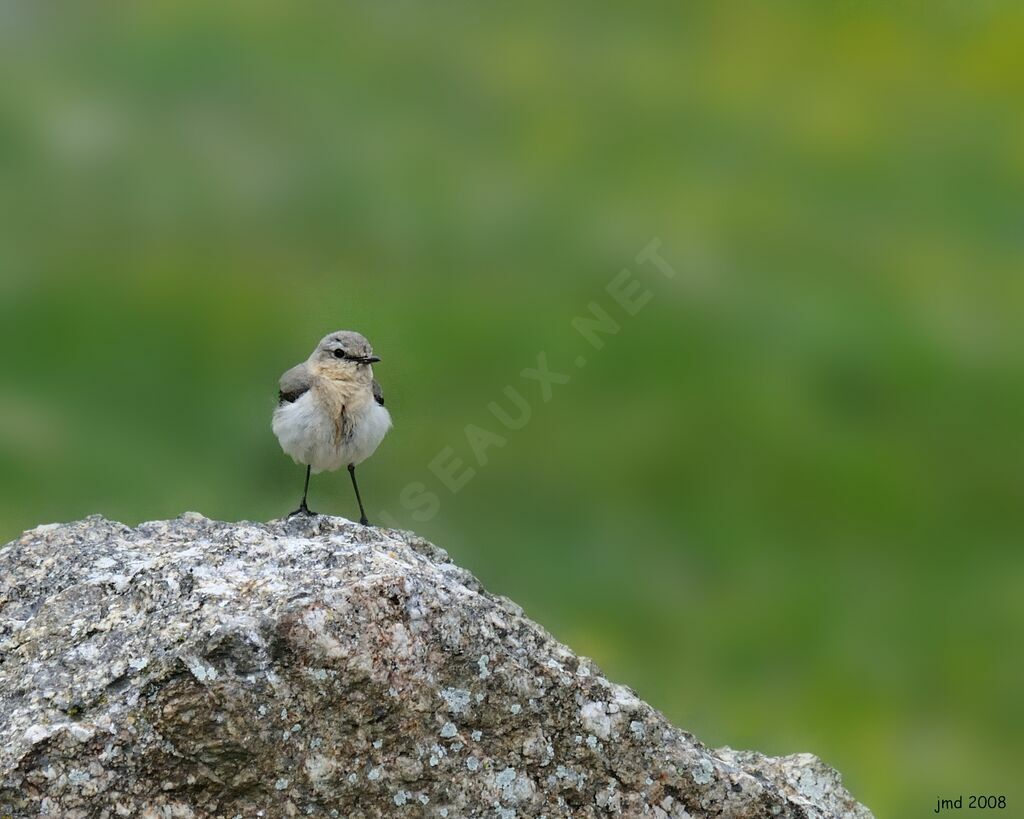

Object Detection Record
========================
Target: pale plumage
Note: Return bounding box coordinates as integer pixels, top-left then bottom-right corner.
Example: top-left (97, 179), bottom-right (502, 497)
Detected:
top-left (272, 330), bottom-right (392, 523)
top-left (273, 381), bottom-right (391, 473)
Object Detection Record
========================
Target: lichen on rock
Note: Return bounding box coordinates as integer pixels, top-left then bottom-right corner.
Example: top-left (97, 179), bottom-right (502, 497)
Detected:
top-left (0, 514), bottom-right (873, 818)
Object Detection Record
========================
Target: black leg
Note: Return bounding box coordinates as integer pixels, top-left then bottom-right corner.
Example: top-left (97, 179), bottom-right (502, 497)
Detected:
top-left (348, 463), bottom-right (369, 526)
top-left (288, 465), bottom-right (315, 517)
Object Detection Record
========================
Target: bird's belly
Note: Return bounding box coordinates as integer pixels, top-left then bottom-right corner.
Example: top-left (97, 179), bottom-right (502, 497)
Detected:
top-left (272, 395), bottom-right (344, 473)
top-left (347, 401), bottom-right (393, 466)
top-left (272, 394), bottom-right (391, 473)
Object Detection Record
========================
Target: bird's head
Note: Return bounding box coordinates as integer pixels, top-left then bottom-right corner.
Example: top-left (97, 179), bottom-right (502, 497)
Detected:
top-left (312, 330), bottom-right (380, 384)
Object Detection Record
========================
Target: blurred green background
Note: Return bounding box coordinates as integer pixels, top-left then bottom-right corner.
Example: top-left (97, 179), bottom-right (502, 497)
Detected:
top-left (2, 3), bottom-right (1022, 815)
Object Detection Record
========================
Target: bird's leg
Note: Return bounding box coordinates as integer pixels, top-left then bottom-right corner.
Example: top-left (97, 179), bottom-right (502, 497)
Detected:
top-left (288, 465), bottom-right (315, 517)
top-left (348, 463), bottom-right (369, 526)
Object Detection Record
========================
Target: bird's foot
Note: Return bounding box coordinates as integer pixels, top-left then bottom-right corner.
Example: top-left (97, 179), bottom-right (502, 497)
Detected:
top-left (288, 503), bottom-right (316, 518)
top-left (359, 515), bottom-right (370, 526)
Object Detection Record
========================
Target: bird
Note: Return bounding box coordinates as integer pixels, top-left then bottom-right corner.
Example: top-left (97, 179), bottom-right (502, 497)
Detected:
top-left (272, 330), bottom-right (392, 525)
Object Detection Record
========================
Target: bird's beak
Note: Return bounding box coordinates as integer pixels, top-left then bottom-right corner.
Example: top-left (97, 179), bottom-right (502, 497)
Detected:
top-left (365, 355), bottom-right (381, 364)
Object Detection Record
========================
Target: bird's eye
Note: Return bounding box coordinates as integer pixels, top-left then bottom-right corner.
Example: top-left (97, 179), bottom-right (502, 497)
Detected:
top-left (333, 349), bottom-right (347, 359)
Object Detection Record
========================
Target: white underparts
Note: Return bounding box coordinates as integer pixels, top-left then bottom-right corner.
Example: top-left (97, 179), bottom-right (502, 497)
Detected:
top-left (273, 389), bottom-right (392, 474)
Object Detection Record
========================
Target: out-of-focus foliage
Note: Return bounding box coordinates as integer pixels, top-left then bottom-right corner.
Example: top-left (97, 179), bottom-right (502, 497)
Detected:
top-left (1, 3), bottom-right (1021, 815)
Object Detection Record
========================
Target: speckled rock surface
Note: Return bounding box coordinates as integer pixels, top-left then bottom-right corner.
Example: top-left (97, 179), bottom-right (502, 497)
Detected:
top-left (0, 515), bottom-right (873, 819)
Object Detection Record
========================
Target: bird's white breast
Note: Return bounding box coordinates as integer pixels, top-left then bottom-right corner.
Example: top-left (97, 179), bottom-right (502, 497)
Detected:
top-left (272, 388), bottom-right (391, 474)
top-left (345, 394), bottom-right (392, 467)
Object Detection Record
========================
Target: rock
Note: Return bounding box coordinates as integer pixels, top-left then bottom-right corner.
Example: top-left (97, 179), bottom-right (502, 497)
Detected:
top-left (0, 514), bottom-right (873, 818)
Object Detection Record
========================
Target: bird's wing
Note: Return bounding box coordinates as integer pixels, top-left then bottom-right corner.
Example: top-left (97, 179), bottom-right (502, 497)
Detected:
top-left (278, 363), bottom-right (312, 404)
top-left (371, 378), bottom-right (385, 407)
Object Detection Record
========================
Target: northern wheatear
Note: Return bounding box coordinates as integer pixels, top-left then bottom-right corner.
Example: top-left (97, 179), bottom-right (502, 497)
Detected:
top-left (272, 331), bottom-right (392, 524)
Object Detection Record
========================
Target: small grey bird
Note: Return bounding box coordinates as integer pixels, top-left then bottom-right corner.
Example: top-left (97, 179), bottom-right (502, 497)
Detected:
top-left (272, 330), bottom-right (392, 524)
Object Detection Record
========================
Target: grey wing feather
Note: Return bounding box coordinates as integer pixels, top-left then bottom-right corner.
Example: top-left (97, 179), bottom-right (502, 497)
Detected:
top-left (278, 363), bottom-right (312, 404)
top-left (372, 378), bottom-right (385, 407)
